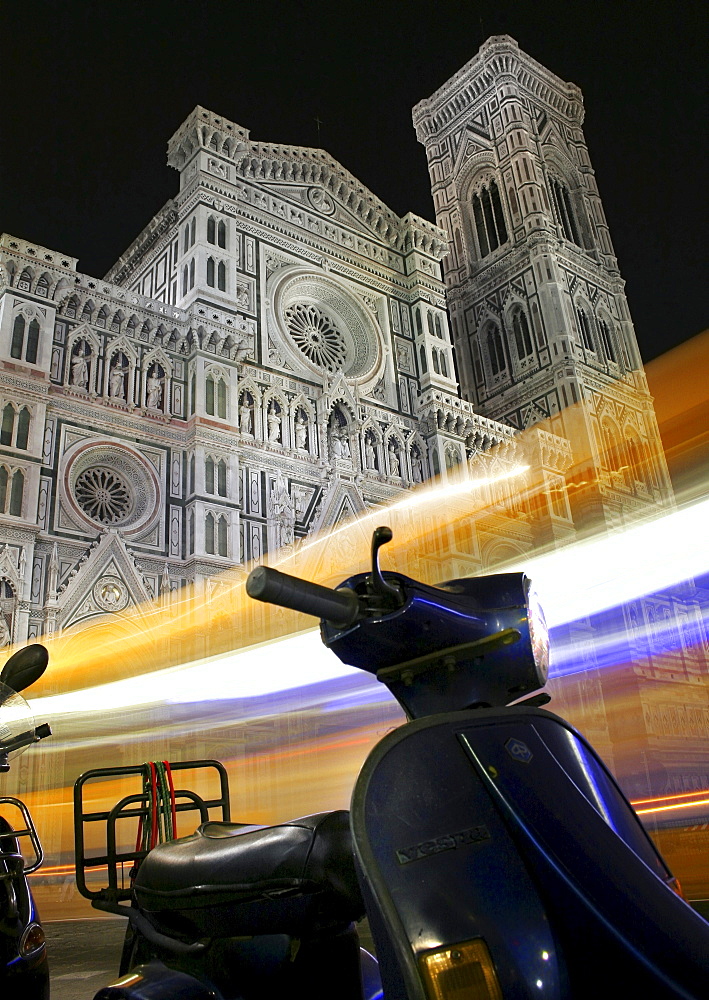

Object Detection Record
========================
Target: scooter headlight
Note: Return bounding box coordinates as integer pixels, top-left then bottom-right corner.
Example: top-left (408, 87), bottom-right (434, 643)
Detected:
top-left (19, 921), bottom-right (45, 958)
top-left (525, 582), bottom-right (549, 686)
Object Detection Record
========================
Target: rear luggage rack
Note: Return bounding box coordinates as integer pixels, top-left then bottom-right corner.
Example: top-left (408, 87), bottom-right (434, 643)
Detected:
top-left (74, 759), bottom-right (231, 905)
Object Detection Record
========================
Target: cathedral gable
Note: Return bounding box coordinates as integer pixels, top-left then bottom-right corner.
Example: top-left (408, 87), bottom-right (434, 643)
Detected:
top-left (57, 531), bottom-right (153, 629)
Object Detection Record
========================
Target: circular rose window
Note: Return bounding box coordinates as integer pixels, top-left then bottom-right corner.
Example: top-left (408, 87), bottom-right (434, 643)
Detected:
top-left (63, 441), bottom-right (161, 537)
top-left (75, 467), bottom-right (133, 525)
top-left (283, 303), bottom-right (348, 373)
top-left (269, 269), bottom-right (383, 383)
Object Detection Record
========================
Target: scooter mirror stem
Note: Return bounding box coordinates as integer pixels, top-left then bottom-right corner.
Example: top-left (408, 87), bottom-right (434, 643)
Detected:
top-left (370, 526), bottom-right (404, 607)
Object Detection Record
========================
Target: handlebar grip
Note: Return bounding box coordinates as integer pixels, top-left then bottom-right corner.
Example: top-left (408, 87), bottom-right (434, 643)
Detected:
top-left (246, 566), bottom-right (360, 628)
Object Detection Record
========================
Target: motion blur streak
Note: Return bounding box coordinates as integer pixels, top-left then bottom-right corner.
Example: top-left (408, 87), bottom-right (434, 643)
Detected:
top-left (3, 359), bottom-right (708, 916)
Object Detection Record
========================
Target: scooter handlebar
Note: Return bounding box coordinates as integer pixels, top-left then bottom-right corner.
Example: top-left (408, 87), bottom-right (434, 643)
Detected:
top-left (246, 566), bottom-right (360, 628)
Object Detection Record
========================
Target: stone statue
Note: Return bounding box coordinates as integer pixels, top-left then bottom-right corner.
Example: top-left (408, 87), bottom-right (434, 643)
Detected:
top-left (109, 356), bottom-right (127, 399)
top-left (365, 437), bottom-right (376, 470)
top-left (411, 449), bottom-right (424, 483)
top-left (239, 397), bottom-right (252, 434)
top-left (294, 412), bottom-right (308, 450)
top-left (146, 371), bottom-right (163, 409)
top-left (269, 470), bottom-right (295, 549)
top-left (267, 403), bottom-right (281, 442)
top-left (0, 614), bottom-right (10, 647)
top-left (339, 428), bottom-right (351, 459)
top-left (329, 427), bottom-right (342, 459)
top-left (71, 349), bottom-right (89, 388)
top-left (388, 442), bottom-right (400, 477)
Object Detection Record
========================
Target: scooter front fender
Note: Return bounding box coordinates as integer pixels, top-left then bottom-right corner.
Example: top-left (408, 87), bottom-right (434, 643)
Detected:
top-left (94, 960), bottom-right (219, 1000)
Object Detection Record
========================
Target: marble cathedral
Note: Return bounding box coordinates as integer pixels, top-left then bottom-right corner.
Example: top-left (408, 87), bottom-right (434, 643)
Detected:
top-left (0, 36), bottom-right (672, 647)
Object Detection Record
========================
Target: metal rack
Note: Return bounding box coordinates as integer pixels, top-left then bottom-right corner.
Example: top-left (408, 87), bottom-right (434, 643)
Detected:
top-left (74, 759), bottom-right (231, 904)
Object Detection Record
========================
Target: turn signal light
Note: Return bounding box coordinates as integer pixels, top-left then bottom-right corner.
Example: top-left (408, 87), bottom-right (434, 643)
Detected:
top-left (19, 921), bottom-right (45, 957)
top-left (418, 938), bottom-right (503, 1000)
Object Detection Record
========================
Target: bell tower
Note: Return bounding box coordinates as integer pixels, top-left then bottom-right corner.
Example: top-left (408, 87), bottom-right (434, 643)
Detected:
top-left (413, 36), bottom-right (672, 528)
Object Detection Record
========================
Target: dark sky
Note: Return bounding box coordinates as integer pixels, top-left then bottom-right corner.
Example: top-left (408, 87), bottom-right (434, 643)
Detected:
top-left (2, 0), bottom-right (706, 362)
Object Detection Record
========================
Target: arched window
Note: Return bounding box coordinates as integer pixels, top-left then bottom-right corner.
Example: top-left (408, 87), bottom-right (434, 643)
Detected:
top-left (472, 179), bottom-right (508, 259)
top-left (11, 316), bottom-right (25, 359)
top-left (218, 517), bottom-right (228, 557)
top-left (440, 352), bottom-right (448, 378)
top-left (1, 405), bottom-right (14, 446)
top-left (427, 312), bottom-right (435, 337)
top-left (217, 220), bottom-right (227, 249)
top-left (18, 269), bottom-right (32, 291)
top-left (16, 408), bottom-right (30, 450)
top-left (36, 274), bottom-right (50, 297)
top-left (415, 308), bottom-right (423, 338)
top-left (512, 310), bottom-right (533, 359)
top-left (96, 306), bottom-right (109, 328)
top-left (9, 470), bottom-right (23, 516)
top-left (190, 372), bottom-right (196, 414)
top-left (419, 344), bottom-right (427, 374)
top-left (183, 225), bottom-right (190, 254)
top-left (205, 456), bottom-right (215, 494)
top-left (207, 217), bottom-right (216, 244)
top-left (577, 308), bottom-right (594, 351)
top-left (434, 314), bottom-right (443, 338)
top-left (432, 350), bottom-right (440, 374)
top-left (217, 378), bottom-right (227, 419)
top-left (189, 218), bottom-right (196, 247)
top-left (26, 319), bottom-right (40, 364)
top-left (189, 455), bottom-right (195, 493)
top-left (0, 468), bottom-right (6, 510)
top-left (217, 261), bottom-right (226, 292)
top-left (205, 513), bottom-right (215, 554)
top-left (188, 510), bottom-right (195, 553)
top-left (598, 318), bottom-right (616, 362)
top-left (550, 178), bottom-right (581, 245)
top-left (206, 375), bottom-right (215, 415)
top-left (485, 324), bottom-right (506, 376)
top-left (206, 258), bottom-right (215, 287)
top-left (189, 259), bottom-right (195, 289)
top-left (217, 459), bottom-right (227, 497)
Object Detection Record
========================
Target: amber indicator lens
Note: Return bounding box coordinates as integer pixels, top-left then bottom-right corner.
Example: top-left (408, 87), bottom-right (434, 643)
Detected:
top-left (418, 938), bottom-right (503, 1000)
top-left (19, 921), bottom-right (46, 957)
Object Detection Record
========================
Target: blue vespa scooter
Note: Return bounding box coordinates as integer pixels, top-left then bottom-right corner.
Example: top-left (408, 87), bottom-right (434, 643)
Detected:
top-left (0, 643), bottom-right (52, 1000)
top-left (93, 527), bottom-right (708, 998)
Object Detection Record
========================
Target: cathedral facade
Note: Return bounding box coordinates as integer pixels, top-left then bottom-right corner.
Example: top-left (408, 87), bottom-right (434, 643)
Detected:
top-left (0, 36), bottom-right (669, 644)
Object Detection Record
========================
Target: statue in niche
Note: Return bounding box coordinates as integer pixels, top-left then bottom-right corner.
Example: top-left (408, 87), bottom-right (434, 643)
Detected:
top-left (239, 394), bottom-right (253, 434)
top-left (267, 402), bottom-right (282, 443)
top-left (328, 408), bottom-right (351, 462)
top-left (70, 343), bottom-right (90, 388)
top-left (146, 366), bottom-right (164, 409)
top-left (388, 441), bottom-right (400, 477)
top-left (269, 470), bottom-right (295, 549)
top-left (411, 447), bottom-right (424, 483)
top-left (294, 411), bottom-right (308, 451)
top-left (365, 435), bottom-right (377, 471)
top-left (109, 355), bottom-right (128, 399)
top-left (0, 614), bottom-right (10, 648)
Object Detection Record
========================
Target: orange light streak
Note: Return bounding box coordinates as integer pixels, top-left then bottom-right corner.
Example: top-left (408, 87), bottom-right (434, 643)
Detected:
top-left (631, 789), bottom-right (709, 807)
top-left (634, 798), bottom-right (709, 817)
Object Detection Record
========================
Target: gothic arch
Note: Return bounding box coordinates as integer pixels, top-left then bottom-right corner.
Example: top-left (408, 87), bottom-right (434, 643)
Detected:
top-left (66, 326), bottom-right (100, 392)
top-left (237, 380), bottom-right (261, 437)
top-left (141, 348), bottom-right (173, 413)
top-left (361, 418), bottom-right (384, 473)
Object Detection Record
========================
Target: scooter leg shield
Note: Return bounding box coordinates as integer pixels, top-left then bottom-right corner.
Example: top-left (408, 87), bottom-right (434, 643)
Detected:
top-left (352, 707), bottom-right (709, 1000)
top-left (351, 710), bottom-right (566, 1000)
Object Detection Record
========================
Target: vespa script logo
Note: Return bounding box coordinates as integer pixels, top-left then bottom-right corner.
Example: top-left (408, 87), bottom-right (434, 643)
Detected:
top-left (395, 825), bottom-right (491, 866)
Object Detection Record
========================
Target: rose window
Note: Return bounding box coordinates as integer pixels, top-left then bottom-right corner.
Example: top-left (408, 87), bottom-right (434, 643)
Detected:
top-left (74, 467), bottom-right (133, 525)
top-left (284, 304), bottom-right (348, 373)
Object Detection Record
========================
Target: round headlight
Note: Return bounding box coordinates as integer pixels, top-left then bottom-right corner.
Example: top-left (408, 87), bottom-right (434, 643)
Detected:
top-left (525, 583), bottom-right (549, 686)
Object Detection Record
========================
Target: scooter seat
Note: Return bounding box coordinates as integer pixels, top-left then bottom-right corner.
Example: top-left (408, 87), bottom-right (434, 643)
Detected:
top-left (133, 810), bottom-right (364, 938)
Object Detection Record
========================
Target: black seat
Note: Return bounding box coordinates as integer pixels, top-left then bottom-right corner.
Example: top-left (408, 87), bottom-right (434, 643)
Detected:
top-left (134, 810), bottom-right (364, 939)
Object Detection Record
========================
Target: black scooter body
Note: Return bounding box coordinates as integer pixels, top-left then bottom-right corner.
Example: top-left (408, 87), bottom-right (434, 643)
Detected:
top-left (353, 706), bottom-right (709, 999)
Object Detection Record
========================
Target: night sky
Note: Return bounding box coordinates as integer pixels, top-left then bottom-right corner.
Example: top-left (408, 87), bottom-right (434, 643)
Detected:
top-left (2, 0), bottom-right (706, 362)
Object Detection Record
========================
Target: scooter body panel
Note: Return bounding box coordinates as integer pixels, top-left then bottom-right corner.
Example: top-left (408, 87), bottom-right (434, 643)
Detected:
top-left (352, 706), bottom-right (709, 999)
top-left (0, 826), bottom-right (49, 999)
